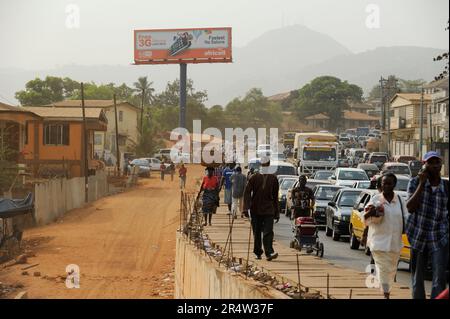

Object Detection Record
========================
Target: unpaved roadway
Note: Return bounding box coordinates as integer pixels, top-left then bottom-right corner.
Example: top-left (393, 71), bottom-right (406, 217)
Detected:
top-left (0, 165), bottom-right (203, 299)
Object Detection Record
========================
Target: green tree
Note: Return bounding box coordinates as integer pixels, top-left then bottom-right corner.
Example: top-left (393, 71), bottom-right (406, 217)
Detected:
top-left (433, 21), bottom-right (449, 81)
top-left (16, 76), bottom-right (64, 105)
top-left (224, 88), bottom-right (282, 129)
top-left (133, 77), bottom-right (155, 135)
top-left (291, 76), bottom-right (363, 130)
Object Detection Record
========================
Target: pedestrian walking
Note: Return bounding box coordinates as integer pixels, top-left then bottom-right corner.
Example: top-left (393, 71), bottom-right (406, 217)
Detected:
top-left (200, 166), bottom-right (220, 226)
top-left (406, 151), bottom-right (449, 299)
top-left (169, 161), bottom-right (175, 181)
top-left (230, 166), bottom-right (247, 219)
top-left (363, 173), bottom-right (407, 299)
top-left (221, 164), bottom-right (234, 214)
top-left (179, 163), bottom-right (187, 189)
top-left (290, 175), bottom-right (315, 219)
top-left (243, 156), bottom-right (280, 261)
top-left (160, 162), bottom-right (166, 181)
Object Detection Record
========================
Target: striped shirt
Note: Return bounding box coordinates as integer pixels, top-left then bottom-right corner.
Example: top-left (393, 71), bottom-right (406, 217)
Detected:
top-left (406, 177), bottom-right (449, 252)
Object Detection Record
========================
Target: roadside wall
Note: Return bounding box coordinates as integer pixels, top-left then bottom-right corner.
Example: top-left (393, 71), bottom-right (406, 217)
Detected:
top-left (34, 171), bottom-right (109, 226)
top-left (175, 234), bottom-right (289, 299)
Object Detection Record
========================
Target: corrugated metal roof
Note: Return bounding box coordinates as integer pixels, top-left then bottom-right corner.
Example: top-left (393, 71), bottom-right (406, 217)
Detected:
top-left (304, 113), bottom-right (330, 120)
top-left (343, 110), bottom-right (380, 121)
top-left (50, 100), bottom-right (139, 110)
top-left (22, 106), bottom-right (105, 120)
top-left (391, 93), bottom-right (432, 102)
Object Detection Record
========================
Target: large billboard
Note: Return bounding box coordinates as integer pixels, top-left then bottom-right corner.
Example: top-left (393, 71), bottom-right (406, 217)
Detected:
top-left (134, 27), bottom-right (232, 64)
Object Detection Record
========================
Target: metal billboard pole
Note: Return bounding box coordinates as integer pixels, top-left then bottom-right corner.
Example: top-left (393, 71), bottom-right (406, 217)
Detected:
top-left (179, 63), bottom-right (187, 129)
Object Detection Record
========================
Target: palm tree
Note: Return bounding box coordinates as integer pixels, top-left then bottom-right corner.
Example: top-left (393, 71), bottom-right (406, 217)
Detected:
top-left (133, 76), bottom-right (155, 135)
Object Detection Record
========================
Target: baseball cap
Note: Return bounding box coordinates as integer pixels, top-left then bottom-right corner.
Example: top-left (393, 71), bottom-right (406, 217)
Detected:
top-left (423, 151), bottom-right (441, 162)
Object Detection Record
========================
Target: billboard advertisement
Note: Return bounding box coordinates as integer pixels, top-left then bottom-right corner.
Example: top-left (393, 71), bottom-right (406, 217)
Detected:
top-left (134, 27), bottom-right (232, 64)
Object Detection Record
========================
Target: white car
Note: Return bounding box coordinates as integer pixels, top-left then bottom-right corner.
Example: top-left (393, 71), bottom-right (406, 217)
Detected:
top-left (142, 157), bottom-right (162, 171)
top-left (329, 168), bottom-right (369, 187)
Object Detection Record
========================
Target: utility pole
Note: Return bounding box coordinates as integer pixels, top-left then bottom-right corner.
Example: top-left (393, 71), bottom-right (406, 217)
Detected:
top-left (419, 87), bottom-right (424, 159)
top-left (114, 94), bottom-right (120, 176)
top-left (140, 87), bottom-right (145, 136)
top-left (81, 83), bottom-right (89, 203)
top-left (429, 102), bottom-right (433, 150)
top-left (379, 76), bottom-right (398, 157)
top-left (379, 77), bottom-right (385, 130)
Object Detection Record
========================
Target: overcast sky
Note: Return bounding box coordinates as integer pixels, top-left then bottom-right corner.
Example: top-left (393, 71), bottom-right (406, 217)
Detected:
top-left (0, 0), bottom-right (448, 70)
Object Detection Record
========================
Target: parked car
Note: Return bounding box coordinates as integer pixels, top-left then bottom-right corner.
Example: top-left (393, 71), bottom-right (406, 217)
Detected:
top-left (325, 189), bottom-right (363, 241)
top-left (349, 189), bottom-right (411, 266)
top-left (380, 162), bottom-right (412, 177)
top-left (357, 163), bottom-right (380, 179)
top-left (368, 153), bottom-right (389, 169)
top-left (128, 158), bottom-right (151, 177)
top-left (310, 170), bottom-right (334, 181)
top-left (408, 160), bottom-right (423, 177)
top-left (329, 168), bottom-right (369, 187)
top-left (278, 177), bottom-right (298, 213)
top-left (142, 157), bottom-right (162, 171)
top-left (312, 185), bottom-right (344, 226)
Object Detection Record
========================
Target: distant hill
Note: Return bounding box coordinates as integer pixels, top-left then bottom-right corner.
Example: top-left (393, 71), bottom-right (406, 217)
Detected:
top-left (0, 25), bottom-right (446, 106)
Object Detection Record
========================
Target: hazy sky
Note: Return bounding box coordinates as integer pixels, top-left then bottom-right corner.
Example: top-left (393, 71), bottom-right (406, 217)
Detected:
top-left (0, 0), bottom-right (448, 70)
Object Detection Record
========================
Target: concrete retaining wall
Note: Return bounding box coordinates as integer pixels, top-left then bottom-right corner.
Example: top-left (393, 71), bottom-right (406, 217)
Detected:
top-left (175, 234), bottom-right (289, 299)
top-left (34, 171), bottom-right (109, 226)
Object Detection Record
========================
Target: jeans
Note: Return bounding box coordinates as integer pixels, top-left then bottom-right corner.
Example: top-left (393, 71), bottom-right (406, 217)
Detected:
top-left (411, 244), bottom-right (449, 299)
top-left (251, 215), bottom-right (275, 257)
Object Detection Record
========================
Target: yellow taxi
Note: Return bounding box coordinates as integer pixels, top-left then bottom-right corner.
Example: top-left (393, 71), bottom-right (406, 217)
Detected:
top-left (349, 189), bottom-right (411, 266)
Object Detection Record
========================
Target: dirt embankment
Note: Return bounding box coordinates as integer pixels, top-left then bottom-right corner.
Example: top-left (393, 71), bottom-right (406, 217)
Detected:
top-left (0, 165), bottom-right (203, 299)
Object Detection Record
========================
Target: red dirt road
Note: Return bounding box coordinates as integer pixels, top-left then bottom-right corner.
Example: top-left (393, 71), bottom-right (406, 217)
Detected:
top-left (0, 165), bottom-right (203, 299)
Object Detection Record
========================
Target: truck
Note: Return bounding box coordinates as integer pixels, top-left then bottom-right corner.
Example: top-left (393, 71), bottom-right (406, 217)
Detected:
top-left (293, 132), bottom-right (339, 176)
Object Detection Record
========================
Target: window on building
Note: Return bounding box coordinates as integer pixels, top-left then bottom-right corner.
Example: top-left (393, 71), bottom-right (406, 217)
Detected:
top-left (94, 133), bottom-right (103, 145)
top-left (119, 111), bottom-right (123, 122)
top-left (43, 124), bottom-right (69, 145)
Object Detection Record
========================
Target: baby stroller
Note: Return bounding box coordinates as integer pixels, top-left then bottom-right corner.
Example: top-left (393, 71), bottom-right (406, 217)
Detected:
top-left (289, 207), bottom-right (324, 257)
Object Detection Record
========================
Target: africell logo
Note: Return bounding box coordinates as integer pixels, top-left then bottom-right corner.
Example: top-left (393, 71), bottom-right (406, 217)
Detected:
top-left (169, 120), bottom-right (283, 165)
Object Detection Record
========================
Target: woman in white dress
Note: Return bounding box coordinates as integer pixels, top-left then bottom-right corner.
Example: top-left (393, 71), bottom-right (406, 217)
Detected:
top-left (363, 172), bottom-right (407, 299)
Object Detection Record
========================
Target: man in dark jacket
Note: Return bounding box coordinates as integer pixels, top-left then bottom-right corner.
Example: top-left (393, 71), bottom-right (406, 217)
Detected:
top-left (243, 156), bottom-right (280, 261)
